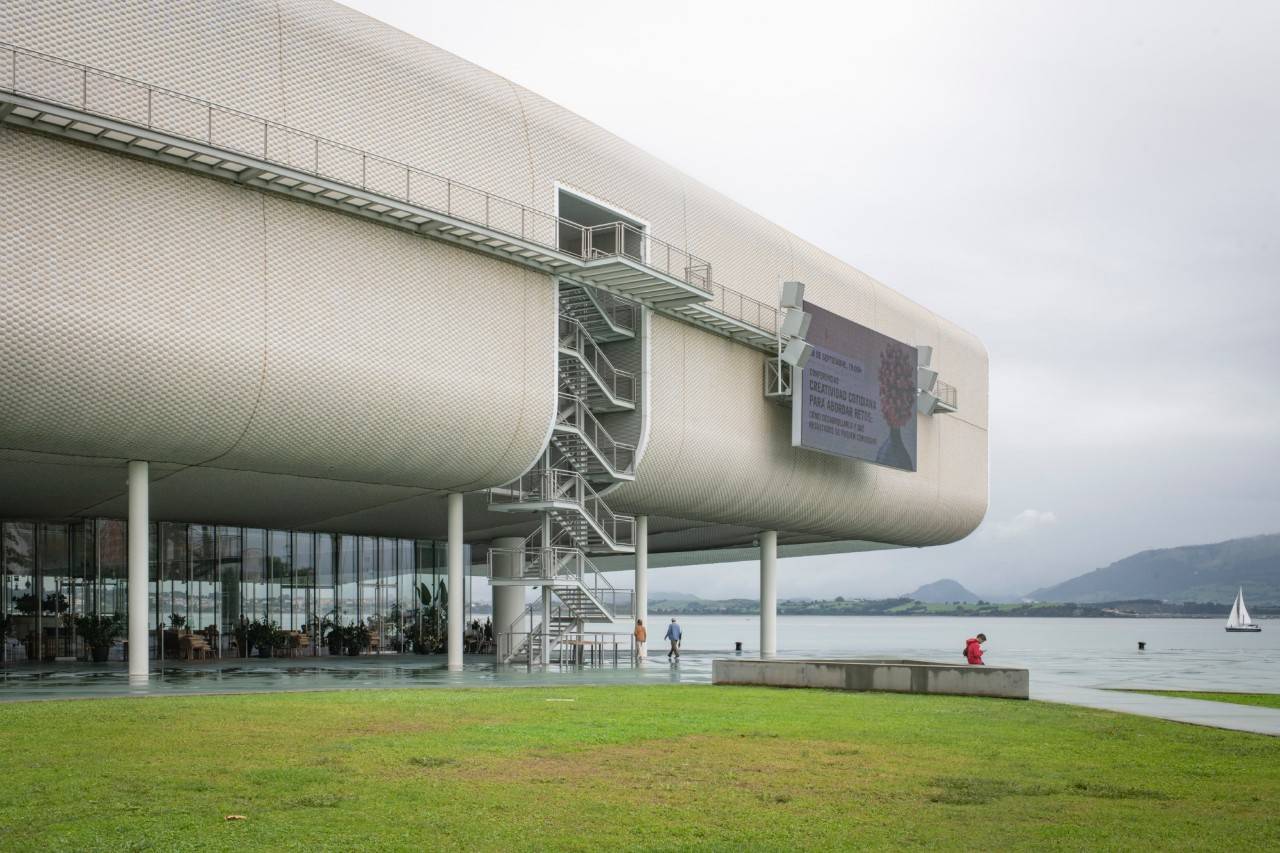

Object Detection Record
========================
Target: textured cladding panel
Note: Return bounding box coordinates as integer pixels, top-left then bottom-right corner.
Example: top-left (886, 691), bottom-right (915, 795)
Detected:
top-left (2, 0), bottom-right (288, 120)
top-left (0, 129), bottom-right (264, 462)
top-left (516, 89), bottom-right (686, 241)
top-left (277, 0), bottom-right (535, 205)
top-left (680, 179), bottom-right (795, 300)
top-left (0, 129), bottom-right (554, 490)
top-left (212, 195), bottom-right (554, 488)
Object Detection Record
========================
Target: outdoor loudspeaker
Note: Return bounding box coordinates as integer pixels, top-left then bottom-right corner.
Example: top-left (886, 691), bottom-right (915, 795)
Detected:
top-left (917, 366), bottom-right (938, 393)
top-left (780, 280), bottom-right (806, 310)
top-left (781, 338), bottom-right (813, 369)
top-left (780, 308), bottom-right (812, 339)
top-left (916, 345), bottom-right (933, 367)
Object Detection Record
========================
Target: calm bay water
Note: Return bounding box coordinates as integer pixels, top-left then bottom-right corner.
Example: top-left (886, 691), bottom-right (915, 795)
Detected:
top-left (663, 615), bottom-right (1280, 693)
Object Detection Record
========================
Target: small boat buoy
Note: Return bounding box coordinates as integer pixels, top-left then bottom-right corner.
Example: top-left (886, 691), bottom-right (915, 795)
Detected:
top-left (1138, 641), bottom-right (1146, 651)
top-left (734, 641), bottom-right (743, 653)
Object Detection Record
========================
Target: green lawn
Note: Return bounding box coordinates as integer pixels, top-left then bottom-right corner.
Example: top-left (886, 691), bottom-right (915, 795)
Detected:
top-left (1, 685), bottom-right (1278, 850)
top-left (1132, 691), bottom-right (1280, 710)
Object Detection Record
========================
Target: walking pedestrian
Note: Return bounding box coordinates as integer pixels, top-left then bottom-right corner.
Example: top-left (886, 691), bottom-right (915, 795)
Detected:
top-left (634, 618), bottom-right (647, 662)
top-left (664, 618), bottom-right (682, 659)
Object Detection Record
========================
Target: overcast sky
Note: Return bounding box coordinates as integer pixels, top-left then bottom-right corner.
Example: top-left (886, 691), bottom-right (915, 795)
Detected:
top-left (346, 0), bottom-right (1279, 599)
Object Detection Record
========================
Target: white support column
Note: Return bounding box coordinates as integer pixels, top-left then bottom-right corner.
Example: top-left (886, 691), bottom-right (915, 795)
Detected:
top-left (490, 536), bottom-right (525, 662)
top-left (634, 514), bottom-right (648, 641)
top-left (127, 461), bottom-right (149, 680)
top-left (540, 585), bottom-right (552, 668)
top-left (447, 492), bottom-right (464, 670)
top-left (760, 530), bottom-right (777, 658)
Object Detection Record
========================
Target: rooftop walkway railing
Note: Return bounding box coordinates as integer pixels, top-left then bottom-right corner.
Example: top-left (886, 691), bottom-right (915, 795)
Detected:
top-left (1, 42), bottom-right (780, 343)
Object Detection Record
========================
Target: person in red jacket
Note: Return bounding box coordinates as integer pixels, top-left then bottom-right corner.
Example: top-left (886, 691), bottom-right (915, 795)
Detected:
top-left (965, 633), bottom-right (987, 665)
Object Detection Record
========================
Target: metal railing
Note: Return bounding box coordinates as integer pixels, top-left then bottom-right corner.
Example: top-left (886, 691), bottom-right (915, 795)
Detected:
top-left (701, 280), bottom-right (780, 334)
top-left (487, 545), bottom-right (581, 582)
top-left (556, 394), bottom-right (636, 475)
top-left (558, 316), bottom-right (637, 404)
top-left (485, 545), bottom-right (630, 621)
top-left (934, 379), bottom-right (958, 409)
top-left (587, 286), bottom-right (638, 333)
top-left (581, 221), bottom-right (712, 292)
top-left (499, 611), bottom-right (636, 668)
top-left (0, 42), bottom-right (713, 295)
top-left (489, 468), bottom-right (635, 548)
top-left (559, 283), bottom-right (637, 335)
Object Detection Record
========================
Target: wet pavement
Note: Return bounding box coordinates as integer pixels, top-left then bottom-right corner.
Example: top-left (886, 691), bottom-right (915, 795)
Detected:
top-left (3, 646), bottom-right (1278, 737)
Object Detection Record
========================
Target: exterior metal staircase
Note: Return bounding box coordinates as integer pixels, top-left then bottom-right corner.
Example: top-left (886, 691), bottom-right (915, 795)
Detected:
top-left (559, 283), bottom-right (636, 343)
top-left (557, 316), bottom-right (635, 411)
top-left (488, 281), bottom-right (640, 665)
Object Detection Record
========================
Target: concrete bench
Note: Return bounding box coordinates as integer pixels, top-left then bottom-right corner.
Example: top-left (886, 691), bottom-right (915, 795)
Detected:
top-left (712, 658), bottom-right (1029, 700)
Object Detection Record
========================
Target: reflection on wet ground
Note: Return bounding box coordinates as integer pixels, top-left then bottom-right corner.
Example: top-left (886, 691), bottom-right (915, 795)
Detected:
top-left (0, 652), bottom-right (716, 702)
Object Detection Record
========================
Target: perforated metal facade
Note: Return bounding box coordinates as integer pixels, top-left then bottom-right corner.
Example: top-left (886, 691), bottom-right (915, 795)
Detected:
top-left (0, 0), bottom-right (988, 554)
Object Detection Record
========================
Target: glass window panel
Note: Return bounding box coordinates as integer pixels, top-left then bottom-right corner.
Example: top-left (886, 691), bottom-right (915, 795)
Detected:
top-left (96, 519), bottom-right (127, 620)
top-left (159, 522), bottom-right (187, 632)
top-left (359, 537), bottom-right (376, 631)
top-left (337, 535), bottom-right (357, 629)
top-left (218, 526), bottom-right (242, 652)
top-left (190, 525), bottom-right (217, 636)
top-left (267, 530), bottom-right (290, 628)
top-left (3, 522), bottom-right (36, 663)
top-left (242, 529), bottom-right (266, 623)
top-left (293, 532), bottom-right (315, 641)
top-left (315, 533), bottom-right (335, 655)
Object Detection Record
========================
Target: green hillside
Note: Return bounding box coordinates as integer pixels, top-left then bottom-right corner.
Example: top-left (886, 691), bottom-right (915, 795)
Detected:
top-left (1030, 533), bottom-right (1280, 605)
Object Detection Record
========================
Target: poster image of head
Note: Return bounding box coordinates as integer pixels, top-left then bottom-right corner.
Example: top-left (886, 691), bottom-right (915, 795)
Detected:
top-left (791, 302), bottom-right (918, 472)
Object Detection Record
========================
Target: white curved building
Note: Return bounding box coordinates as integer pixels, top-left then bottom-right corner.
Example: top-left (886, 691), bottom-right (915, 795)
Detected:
top-left (0, 0), bottom-right (987, 671)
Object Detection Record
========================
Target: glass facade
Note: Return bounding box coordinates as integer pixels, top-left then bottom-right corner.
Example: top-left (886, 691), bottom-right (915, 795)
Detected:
top-left (1, 519), bottom-right (467, 663)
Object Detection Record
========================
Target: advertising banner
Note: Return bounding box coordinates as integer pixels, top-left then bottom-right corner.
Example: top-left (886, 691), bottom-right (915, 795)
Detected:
top-left (791, 302), bottom-right (917, 471)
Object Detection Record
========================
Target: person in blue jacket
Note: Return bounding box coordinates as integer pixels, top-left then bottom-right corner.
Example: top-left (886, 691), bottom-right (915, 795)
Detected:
top-left (664, 618), bottom-right (682, 659)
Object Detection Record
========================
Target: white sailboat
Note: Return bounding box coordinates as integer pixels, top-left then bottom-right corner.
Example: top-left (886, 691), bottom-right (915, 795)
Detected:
top-left (1225, 587), bottom-right (1262, 633)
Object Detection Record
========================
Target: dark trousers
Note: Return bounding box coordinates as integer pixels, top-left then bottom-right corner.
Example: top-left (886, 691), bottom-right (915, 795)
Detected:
top-left (668, 639), bottom-right (680, 658)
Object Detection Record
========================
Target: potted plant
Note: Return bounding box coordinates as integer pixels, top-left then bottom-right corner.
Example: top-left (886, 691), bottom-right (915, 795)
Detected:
top-left (324, 621), bottom-right (345, 656)
top-left (346, 622), bottom-right (371, 656)
top-left (270, 626), bottom-right (297, 657)
top-left (168, 612), bottom-right (186, 631)
top-left (75, 613), bottom-right (123, 663)
top-left (246, 618), bottom-right (277, 659)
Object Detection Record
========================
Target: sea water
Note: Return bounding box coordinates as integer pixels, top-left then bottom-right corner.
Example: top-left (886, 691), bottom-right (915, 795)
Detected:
top-left (663, 615), bottom-right (1280, 693)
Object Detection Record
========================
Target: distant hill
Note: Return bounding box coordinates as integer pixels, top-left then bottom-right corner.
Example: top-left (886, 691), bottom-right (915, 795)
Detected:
top-left (649, 591), bottom-right (702, 602)
top-left (1030, 533), bottom-right (1280, 605)
top-left (906, 579), bottom-right (980, 604)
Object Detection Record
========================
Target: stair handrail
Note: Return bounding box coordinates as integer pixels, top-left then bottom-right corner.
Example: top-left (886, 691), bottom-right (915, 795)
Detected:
top-left (490, 467), bottom-right (635, 548)
top-left (557, 393), bottom-right (636, 475)
top-left (558, 315), bottom-right (636, 404)
top-left (560, 282), bottom-right (637, 336)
